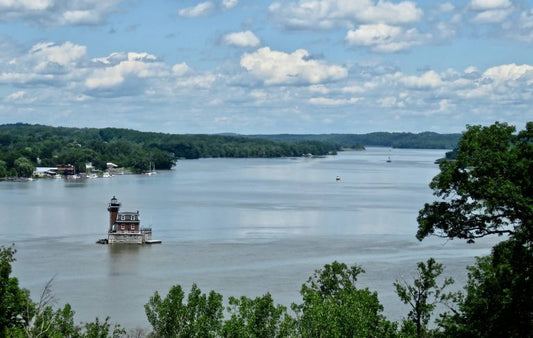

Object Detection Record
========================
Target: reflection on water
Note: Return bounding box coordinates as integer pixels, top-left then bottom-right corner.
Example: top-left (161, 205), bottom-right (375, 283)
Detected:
top-left (107, 245), bottom-right (142, 276)
top-left (1, 148), bottom-right (499, 329)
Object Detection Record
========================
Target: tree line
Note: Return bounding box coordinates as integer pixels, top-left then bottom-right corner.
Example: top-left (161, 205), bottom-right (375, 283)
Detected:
top-left (1, 121), bottom-right (530, 337)
top-left (0, 245), bottom-right (506, 338)
top-left (0, 124), bottom-right (341, 178)
top-left (247, 131), bottom-right (460, 150)
top-left (0, 123), bottom-right (462, 179)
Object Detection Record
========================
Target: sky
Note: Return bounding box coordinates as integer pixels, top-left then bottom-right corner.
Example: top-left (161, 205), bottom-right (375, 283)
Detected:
top-left (0, 0), bottom-right (532, 134)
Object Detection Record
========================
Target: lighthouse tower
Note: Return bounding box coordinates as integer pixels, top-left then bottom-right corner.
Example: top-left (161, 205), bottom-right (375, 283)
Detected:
top-left (107, 196), bottom-right (121, 233)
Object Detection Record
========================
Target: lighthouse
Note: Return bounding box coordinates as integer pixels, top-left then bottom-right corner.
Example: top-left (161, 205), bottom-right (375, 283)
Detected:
top-left (104, 196), bottom-right (160, 244)
top-left (107, 195), bottom-right (121, 233)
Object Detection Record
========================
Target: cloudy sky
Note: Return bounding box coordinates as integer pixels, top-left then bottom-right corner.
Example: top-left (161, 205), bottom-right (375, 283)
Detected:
top-left (0, 0), bottom-right (532, 134)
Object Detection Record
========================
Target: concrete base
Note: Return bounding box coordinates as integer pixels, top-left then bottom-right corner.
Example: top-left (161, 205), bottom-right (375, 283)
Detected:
top-left (108, 233), bottom-right (144, 244)
top-left (107, 228), bottom-right (156, 244)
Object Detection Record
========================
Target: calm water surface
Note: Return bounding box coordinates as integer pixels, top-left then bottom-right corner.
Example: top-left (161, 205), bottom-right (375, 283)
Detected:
top-left (0, 148), bottom-right (498, 329)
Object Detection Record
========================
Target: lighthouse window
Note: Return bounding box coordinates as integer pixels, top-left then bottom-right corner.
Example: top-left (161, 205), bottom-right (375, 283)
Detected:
top-left (121, 225), bottom-right (125, 230)
top-left (131, 225), bottom-right (135, 230)
top-left (131, 215), bottom-right (136, 221)
top-left (121, 215), bottom-right (125, 221)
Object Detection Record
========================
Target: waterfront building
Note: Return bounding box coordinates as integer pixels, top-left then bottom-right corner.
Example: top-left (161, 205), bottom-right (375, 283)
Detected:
top-left (107, 196), bottom-right (155, 244)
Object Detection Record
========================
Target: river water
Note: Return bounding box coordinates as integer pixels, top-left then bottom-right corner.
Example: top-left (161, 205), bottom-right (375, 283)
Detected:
top-left (0, 148), bottom-right (498, 330)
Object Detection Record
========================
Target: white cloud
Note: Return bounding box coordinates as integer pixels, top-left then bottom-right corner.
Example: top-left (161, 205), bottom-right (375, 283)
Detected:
top-left (221, 0), bottom-right (238, 10)
top-left (457, 64), bottom-right (533, 100)
top-left (437, 3), bottom-right (455, 13)
top-left (379, 96), bottom-right (405, 108)
top-left (437, 99), bottom-right (454, 112)
top-left (250, 89), bottom-right (267, 100)
top-left (472, 8), bottom-right (512, 23)
top-left (0, 41), bottom-right (87, 86)
top-left (308, 84), bottom-right (330, 94)
top-left (3, 0), bottom-right (52, 11)
top-left (400, 70), bottom-right (443, 89)
top-left (61, 10), bottom-right (101, 25)
top-left (341, 85), bottom-right (364, 94)
top-left (84, 52), bottom-right (169, 97)
top-left (0, 39), bottom-right (223, 100)
top-left (214, 116), bottom-right (229, 122)
top-left (179, 2), bottom-right (215, 17)
top-left (345, 24), bottom-right (427, 52)
top-left (127, 52), bottom-right (157, 62)
top-left (469, 0), bottom-right (512, 11)
top-left (176, 73), bottom-right (217, 89)
top-left (30, 41), bottom-right (87, 67)
top-left (464, 66), bottom-right (479, 74)
top-left (511, 10), bottom-right (533, 42)
top-left (0, 0), bottom-right (122, 26)
top-left (519, 10), bottom-right (533, 30)
top-left (172, 62), bottom-right (192, 76)
top-left (6, 90), bottom-right (25, 101)
top-left (469, 0), bottom-right (513, 23)
top-left (309, 97), bottom-right (360, 106)
top-left (223, 31), bottom-right (260, 48)
top-left (482, 63), bottom-right (533, 82)
top-left (269, 0), bottom-right (423, 30)
top-left (342, 82), bottom-right (377, 93)
top-left (240, 47), bottom-right (348, 85)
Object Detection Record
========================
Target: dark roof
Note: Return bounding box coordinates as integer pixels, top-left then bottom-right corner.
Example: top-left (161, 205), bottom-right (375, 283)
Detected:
top-left (116, 211), bottom-right (140, 223)
top-left (118, 211), bottom-right (139, 215)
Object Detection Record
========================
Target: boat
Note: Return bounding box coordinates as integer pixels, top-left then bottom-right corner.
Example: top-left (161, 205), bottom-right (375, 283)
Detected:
top-left (336, 176), bottom-right (341, 181)
top-left (386, 156), bottom-right (391, 163)
top-left (144, 161), bottom-right (157, 176)
top-left (144, 239), bottom-right (162, 244)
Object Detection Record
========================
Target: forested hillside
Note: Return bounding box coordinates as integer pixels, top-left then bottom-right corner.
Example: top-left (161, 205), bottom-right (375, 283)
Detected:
top-left (0, 124), bottom-right (340, 177)
top-left (247, 131), bottom-right (460, 149)
top-left (0, 123), bottom-right (461, 178)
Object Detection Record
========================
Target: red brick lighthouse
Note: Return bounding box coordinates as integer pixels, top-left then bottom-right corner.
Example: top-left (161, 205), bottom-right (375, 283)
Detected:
top-left (108, 196), bottom-right (121, 233)
top-left (106, 196), bottom-right (159, 244)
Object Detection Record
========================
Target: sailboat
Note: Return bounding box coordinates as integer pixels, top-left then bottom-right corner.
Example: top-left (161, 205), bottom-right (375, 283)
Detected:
top-left (145, 161), bottom-right (157, 175)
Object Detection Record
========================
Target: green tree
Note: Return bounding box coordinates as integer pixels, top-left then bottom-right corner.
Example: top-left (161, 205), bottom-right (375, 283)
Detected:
top-left (0, 246), bottom-right (34, 336)
top-left (144, 283), bottom-right (224, 337)
top-left (14, 156), bottom-right (34, 177)
top-left (416, 122), bottom-right (533, 337)
top-left (81, 316), bottom-right (125, 338)
top-left (292, 261), bottom-right (397, 338)
top-left (439, 238), bottom-right (533, 337)
top-left (0, 160), bottom-right (7, 178)
top-left (417, 121), bottom-right (532, 243)
top-left (394, 258), bottom-right (455, 337)
top-left (25, 303), bottom-right (80, 338)
top-left (222, 293), bottom-right (297, 338)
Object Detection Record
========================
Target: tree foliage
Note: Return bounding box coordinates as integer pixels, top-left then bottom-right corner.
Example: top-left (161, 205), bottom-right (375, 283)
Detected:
top-left (0, 124), bottom-right (345, 177)
top-left (1, 245), bottom-right (126, 338)
top-left (144, 283), bottom-right (224, 337)
top-left (394, 258), bottom-right (455, 337)
top-left (222, 293), bottom-right (296, 337)
top-left (250, 131), bottom-right (460, 149)
top-left (439, 238), bottom-right (533, 337)
top-left (0, 245), bottom-right (33, 336)
top-left (416, 121), bottom-right (533, 337)
top-left (417, 121), bottom-right (533, 243)
top-left (0, 123), bottom-right (463, 178)
top-left (292, 261), bottom-right (397, 337)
